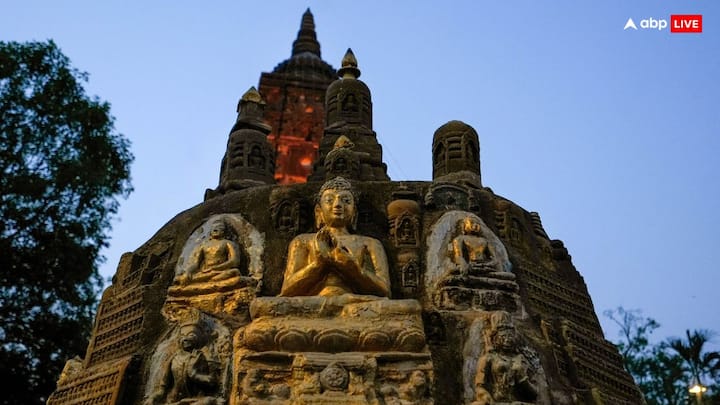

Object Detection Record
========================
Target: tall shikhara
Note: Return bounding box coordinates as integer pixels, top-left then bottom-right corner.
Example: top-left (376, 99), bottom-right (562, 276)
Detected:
top-left (49, 9), bottom-right (644, 405)
top-left (259, 9), bottom-right (335, 184)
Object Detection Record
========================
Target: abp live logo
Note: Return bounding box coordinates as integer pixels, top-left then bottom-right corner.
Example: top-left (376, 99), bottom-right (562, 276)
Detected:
top-left (671, 15), bottom-right (702, 33)
top-left (624, 15), bottom-right (702, 33)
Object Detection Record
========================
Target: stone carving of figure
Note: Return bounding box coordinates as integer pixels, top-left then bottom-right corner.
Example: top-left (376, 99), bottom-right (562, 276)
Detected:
top-left (248, 145), bottom-right (265, 169)
top-left (473, 312), bottom-right (537, 405)
top-left (280, 177), bottom-right (391, 297)
top-left (174, 219), bottom-right (243, 288)
top-left (399, 370), bottom-right (429, 402)
top-left (450, 216), bottom-right (499, 276)
top-left (341, 92), bottom-right (359, 112)
top-left (146, 320), bottom-right (221, 405)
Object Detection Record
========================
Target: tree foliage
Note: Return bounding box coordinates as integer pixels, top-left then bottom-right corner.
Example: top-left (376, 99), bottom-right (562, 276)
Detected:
top-left (605, 308), bottom-right (720, 405)
top-left (0, 40), bottom-right (133, 404)
top-left (668, 330), bottom-right (720, 404)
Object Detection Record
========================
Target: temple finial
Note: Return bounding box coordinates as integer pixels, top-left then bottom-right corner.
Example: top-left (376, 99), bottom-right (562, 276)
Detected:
top-left (337, 48), bottom-right (361, 79)
top-left (292, 8), bottom-right (321, 56)
top-left (237, 86), bottom-right (267, 122)
top-left (240, 86), bottom-right (265, 105)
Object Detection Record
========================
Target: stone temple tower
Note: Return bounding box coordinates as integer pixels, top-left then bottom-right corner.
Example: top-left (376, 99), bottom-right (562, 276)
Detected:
top-left (48, 10), bottom-right (644, 405)
top-left (258, 9), bottom-right (336, 184)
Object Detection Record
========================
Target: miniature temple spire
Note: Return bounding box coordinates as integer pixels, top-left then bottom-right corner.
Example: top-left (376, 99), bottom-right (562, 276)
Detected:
top-left (309, 48), bottom-right (389, 181)
top-left (208, 87), bottom-right (276, 198)
top-left (292, 8), bottom-right (321, 57)
top-left (338, 48), bottom-right (360, 79)
top-left (234, 86), bottom-right (267, 129)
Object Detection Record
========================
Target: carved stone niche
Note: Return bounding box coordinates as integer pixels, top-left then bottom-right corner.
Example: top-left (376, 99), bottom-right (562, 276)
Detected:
top-left (144, 307), bottom-right (231, 405)
top-left (399, 254), bottom-right (420, 296)
top-left (424, 182), bottom-right (479, 213)
top-left (387, 191), bottom-right (422, 298)
top-left (270, 187), bottom-right (309, 236)
top-left (165, 214), bottom-right (264, 320)
top-left (425, 211), bottom-right (520, 312)
top-left (494, 199), bottom-right (532, 249)
top-left (387, 194), bottom-right (421, 249)
top-left (324, 135), bottom-right (361, 180)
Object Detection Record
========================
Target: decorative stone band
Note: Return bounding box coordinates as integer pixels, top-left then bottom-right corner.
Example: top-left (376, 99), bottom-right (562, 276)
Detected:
top-left (242, 295), bottom-right (427, 353)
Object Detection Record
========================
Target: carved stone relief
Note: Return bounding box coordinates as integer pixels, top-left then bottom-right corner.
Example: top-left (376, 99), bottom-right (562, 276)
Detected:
top-left (47, 356), bottom-right (136, 405)
top-left (425, 211), bottom-right (517, 312)
top-left (270, 187), bottom-right (308, 236)
top-left (144, 308), bottom-right (230, 405)
top-left (324, 136), bottom-right (362, 180)
top-left (388, 192), bottom-right (422, 297)
top-left (494, 200), bottom-right (530, 248)
top-left (166, 214), bottom-right (263, 320)
top-left (424, 182), bottom-right (478, 212)
top-left (464, 311), bottom-right (545, 405)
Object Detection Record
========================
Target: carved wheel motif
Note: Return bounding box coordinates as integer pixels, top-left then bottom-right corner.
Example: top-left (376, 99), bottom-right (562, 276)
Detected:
top-left (319, 362), bottom-right (349, 391)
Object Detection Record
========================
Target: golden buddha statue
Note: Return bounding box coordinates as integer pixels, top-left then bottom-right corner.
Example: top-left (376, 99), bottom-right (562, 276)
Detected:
top-left (176, 220), bottom-right (242, 285)
top-left (280, 176), bottom-right (390, 297)
top-left (169, 218), bottom-right (254, 298)
top-left (450, 216), bottom-right (500, 275)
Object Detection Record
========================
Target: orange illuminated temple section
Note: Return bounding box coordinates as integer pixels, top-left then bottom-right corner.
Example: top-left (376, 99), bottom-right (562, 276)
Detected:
top-left (258, 9), bottom-right (335, 184)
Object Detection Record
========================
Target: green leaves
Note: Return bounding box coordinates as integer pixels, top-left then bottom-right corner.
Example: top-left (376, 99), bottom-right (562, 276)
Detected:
top-left (0, 40), bottom-right (133, 404)
top-left (606, 308), bottom-right (720, 404)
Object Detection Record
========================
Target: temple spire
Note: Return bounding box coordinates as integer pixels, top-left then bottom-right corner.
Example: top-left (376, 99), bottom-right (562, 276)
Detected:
top-left (338, 48), bottom-right (361, 79)
top-left (292, 8), bottom-right (321, 57)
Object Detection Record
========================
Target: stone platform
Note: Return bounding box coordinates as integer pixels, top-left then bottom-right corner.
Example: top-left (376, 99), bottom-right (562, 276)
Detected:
top-left (231, 295), bottom-right (434, 404)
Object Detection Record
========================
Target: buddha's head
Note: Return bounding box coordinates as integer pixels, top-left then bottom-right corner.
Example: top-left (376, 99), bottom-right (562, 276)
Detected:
top-left (315, 177), bottom-right (358, 231)
top-left (209, 220), bottom-right (228, 240)
top-left (461, 216), bottom-right (483, 236)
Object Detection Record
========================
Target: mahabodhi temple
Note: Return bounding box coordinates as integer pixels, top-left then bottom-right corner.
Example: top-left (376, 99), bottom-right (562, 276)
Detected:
top-left (48, 9), bottom-right (644, 405)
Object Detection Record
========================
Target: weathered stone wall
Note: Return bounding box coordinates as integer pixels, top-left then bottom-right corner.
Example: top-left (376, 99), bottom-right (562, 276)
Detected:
top-left (49, 180), bottom-right (643, 404)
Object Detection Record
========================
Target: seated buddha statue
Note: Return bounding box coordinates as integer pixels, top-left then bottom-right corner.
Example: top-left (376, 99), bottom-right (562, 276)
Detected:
top-left (450, 216), bottom-right (500, 276)
top-left (433, 214), bottom-right (518, 311)
top-left (169, 219), bottom-right (254, 297)
top-left (242, 177), bottom-right (425, 354)
top-left (280, 176), bottom-right (390, 297)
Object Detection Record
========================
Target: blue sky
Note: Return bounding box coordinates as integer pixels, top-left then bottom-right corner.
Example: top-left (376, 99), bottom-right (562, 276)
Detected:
top-left (3, 1), bottom-right (719, 348)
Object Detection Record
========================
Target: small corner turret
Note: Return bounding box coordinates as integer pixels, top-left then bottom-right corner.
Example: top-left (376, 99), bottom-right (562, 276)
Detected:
top-left (432, 120), bottom-right (482, 188)
top-left (206, 87), bottom-right (276, 200)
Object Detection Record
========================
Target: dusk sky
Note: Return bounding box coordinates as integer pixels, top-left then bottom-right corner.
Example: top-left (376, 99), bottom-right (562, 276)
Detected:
top-left (3, 1), bottom-right (718, 349)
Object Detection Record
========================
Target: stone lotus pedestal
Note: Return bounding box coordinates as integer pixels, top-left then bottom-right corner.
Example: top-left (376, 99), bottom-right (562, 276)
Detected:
top-left (231, 294), bottom-right (434, 405)
top-left (165, 279), bottom-right (258, 323)
top-left (434, 271), bottom-right (521, 312)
